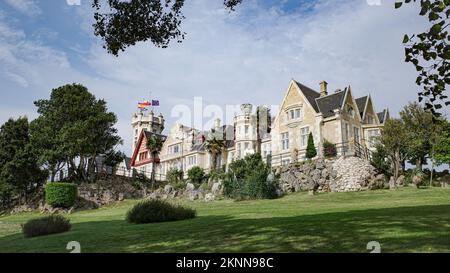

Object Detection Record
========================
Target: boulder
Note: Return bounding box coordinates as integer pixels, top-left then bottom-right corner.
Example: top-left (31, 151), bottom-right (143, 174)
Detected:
top-left (396, 175), bottom-right (405, 187)
top-left (164, 184), bottom-right (173, 194)
top-left (186, 183), bottom-right (195, 192)
top-left (204, 193), bottom-right (215, 202)
top-left (211, 182), bottom-right (223, 196)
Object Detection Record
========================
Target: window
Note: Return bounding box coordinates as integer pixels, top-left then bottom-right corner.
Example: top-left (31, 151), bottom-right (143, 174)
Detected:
top-left (342, 122), bottom-right (349, 142)
top-left (300, 127), bottom-right (309, 147)
top-left (244, 142), bottom-right (249, 150)
top-left (135, 129), bottom-right (138, 135)
top-left (287, 108), bottom-right (302, 120)
top-left (245, 125), bottom-right (249, 135)
top-left (353, 127), bottom-right (360, 143)
top-left (366, 115), bottom-right (374, 124)
top-left (347, 105), bottom-right (355, 118)
top-left (282, 159), bottom-right (291, 166)
top-left (188, 155), bottom-right (197, 166)
top-left (139, 152), bottom-right (148, 161)
top-left (368, 129), bottom-right (380, 145)
top-left (281, 132), bottom-right (289, 151)
top-left (237, 143), bottom-right (242, 158)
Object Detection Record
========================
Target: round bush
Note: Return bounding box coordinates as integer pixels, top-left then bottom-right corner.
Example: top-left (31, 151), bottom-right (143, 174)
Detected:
top-left (22, 215), bottom-right (71, 238)
top-left (126, 199), bottom-right (196, 224)
top-left (45, 182), bottom-right (78, 208)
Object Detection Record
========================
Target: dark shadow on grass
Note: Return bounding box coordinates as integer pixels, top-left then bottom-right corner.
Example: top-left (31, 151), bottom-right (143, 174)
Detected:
top-left (0, 205), bottom-right (449, 253)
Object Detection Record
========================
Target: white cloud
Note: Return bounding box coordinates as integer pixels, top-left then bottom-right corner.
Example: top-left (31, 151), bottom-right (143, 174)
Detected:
top-left (3, 0), bottom-right (42, 17)
top-left (1, 0), bottom-right (446, 157)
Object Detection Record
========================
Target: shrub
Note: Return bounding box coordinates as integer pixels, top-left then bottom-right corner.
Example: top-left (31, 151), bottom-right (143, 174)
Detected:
top-left (323, 140), bottom-right (337, 158)
top-left (187, 166), bottom-right (205, 186)
top-left (167, 169), bottom-right (183, 185)
top-left (208, 168), bottom-right (226, 181)
top-left (126, 199), bottom-right (196, 224)
top-left (22, 215), bottom-right (71, 238)
top-left (45, 182), bottom-right (78, 208)
top-left (306, 133), bottom-right (317, 159)
top-left (224, 153), bottom-right (278, 200)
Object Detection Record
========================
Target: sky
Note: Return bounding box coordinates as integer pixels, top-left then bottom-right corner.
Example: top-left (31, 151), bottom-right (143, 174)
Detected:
top-left (0, 0), bottom-right (445, 157)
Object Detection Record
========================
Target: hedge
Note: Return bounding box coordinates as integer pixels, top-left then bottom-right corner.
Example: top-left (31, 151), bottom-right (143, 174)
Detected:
top-left (22, 215), bottom-right (71, 238)
top-left (45, 182), bottom-right (78, 208)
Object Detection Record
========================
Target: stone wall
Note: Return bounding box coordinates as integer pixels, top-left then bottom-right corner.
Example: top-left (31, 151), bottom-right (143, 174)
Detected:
top-left (278, 156), bottom-right (385, 193)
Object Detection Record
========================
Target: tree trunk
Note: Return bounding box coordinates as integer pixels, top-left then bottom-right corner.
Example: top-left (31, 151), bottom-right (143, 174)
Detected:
top-left (151, 153), bottom-right (156, 191)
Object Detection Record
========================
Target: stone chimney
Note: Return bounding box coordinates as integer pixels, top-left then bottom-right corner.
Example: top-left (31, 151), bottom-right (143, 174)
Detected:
top-left (214, 118), bottom-right (221, 130)
top-left (319, 81), bottom-right (328, 97)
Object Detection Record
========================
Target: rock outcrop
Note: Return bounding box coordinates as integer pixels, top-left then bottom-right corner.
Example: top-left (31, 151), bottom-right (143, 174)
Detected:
top-left (279, 156), bottom-right (383, 193)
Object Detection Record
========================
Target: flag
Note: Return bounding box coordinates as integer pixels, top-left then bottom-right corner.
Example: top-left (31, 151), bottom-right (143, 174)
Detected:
top-left (152, 100), bottom-right (160, 106)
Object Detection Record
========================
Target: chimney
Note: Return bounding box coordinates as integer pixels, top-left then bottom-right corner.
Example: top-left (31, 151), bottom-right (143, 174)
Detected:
top-left (319, 81), bottom-right (328, 97)
top-left (214, 118), bottom-right (221, 130)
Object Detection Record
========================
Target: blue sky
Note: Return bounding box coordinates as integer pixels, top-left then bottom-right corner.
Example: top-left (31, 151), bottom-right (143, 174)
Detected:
top-left (0, 0), bottom-right (444, 158)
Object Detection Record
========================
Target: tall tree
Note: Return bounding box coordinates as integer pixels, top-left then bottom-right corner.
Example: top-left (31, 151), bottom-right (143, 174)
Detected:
top-left (395, 0), bottom-right (449, 116)
top-left (146, 135), bottom-right (164, 190)
top-left (400, 102), bottom-right (434, 170)
top-left (0, 118), bottom-right (47, 207)
top-left (32, 84), bottom-right (123, 182)
top-left (380, 119), bottom-right (409, 181)
top-left (305, 132), bottom-right (317, 160)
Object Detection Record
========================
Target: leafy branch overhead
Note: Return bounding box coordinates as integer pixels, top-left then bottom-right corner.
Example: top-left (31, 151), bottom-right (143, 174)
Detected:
top-left (395, 0), bottom-right (449, 116)
top-left (92, 0), bottom-right (243, 56)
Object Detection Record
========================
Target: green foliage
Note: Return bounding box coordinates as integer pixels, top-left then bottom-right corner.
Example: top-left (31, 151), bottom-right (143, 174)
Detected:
top-left (187, 166), bottom-right (205, 186)
top-left (91, 0), bottom-right (242, 56)
top-left (208, 168), bottom-right (226, 181)
top-left (306, 132), bottom-right (317, 159)
top-left (380, 119), bottom-right (409, 179)
top-left (433, 119), bottom-right (450, 165)
top-left (126, 199), bottom-right (196, 224)
top-left (167, 169), bottom-right (183, 185)
top-left (323, 139), bottom-right (337, 158)
top-left (22, 215), bottom-right (71, 238)
top-left (224, 153), bottom-right (278, 200)
top-left (0, 117), bottom-right (47, 209)
top-left (32, 84), bottom-right (122, 182)
top-left (205, 135), bottom-right (225, 171)
top-left (146, 135), bottom-right (164, 186)
top-left (371, 144), bottom-right (390, 174)
top-left (395, 0), bottom-right (449, 115)
top-left (45, 183), bottom-right (78, 208)
top-left (400, 102), bottom-right (434, 168)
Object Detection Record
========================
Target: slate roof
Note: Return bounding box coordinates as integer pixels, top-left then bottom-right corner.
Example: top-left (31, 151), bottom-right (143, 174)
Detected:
top-left (144, 130), bottom-right (167, 141)
top-left (377, 110), bottom-right (387, 124)
top-left (315, 90), bottom-right (347, 118)
top-left (355, 96), bottom-right (368, 118)
top-left (294, 81), bottom-right (321, 112)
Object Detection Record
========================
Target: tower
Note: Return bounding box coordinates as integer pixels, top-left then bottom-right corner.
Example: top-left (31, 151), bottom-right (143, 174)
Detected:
top-left (131, 110), bottom-right (165, 151)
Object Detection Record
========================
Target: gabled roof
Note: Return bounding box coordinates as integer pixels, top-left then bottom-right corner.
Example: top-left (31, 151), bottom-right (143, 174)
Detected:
top-left (355, 96), bottom-right (368, 119)
top-left (377, 109), bottom-right (389, 124)
top-left (294, 81), bottom-right (321, 112)
top-left (131, 129), bottom-right (167, 167)
top-left (315, 90), bottom-right (347, 118)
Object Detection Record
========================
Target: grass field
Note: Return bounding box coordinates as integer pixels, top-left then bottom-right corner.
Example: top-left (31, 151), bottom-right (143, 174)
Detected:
top-left (0, 187), bottom-right (449, 253)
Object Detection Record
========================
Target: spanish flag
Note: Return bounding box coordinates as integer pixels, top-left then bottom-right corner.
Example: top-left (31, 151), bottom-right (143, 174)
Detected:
top-left (138, 101), bottom-right (151, 108)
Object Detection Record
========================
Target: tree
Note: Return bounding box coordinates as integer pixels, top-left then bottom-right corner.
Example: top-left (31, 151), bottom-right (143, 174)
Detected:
top-left (146, 135), bottom-right (164, 190)
top-left (395, 0), bottom-right (449, 116)
top-left (32, 84), bottom-right (123, 182)
top-left (371, 143), bottom-right (390, 174)
top-left (205, 133), bottom-right (225, 171)
top-left (0, 117), bottom-right (47, 207)
top-left (92, 0), bottom-right (242, 56)
top-left (305, 132), bottom-right (317, 159)
top-left (400, 102), bottom-right (434, 169)
top-left (429, 118), bottom-right (450, 186)
top-left (380, 119), bottom-right (409, 182)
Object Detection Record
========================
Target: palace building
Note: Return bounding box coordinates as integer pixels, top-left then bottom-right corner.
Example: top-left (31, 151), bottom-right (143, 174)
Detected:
top-left (129, 79), bottom-right (389, 180)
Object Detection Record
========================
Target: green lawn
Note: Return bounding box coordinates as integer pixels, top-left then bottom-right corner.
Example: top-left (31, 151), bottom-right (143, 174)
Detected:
top-left (0, 187), bottom-right (449, 253)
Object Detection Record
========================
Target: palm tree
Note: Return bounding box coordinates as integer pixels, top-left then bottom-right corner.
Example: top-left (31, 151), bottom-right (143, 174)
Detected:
top-left (205, 135), bottom-right (225, 171)
top-left (146, 135), bottom-right (164, 190)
